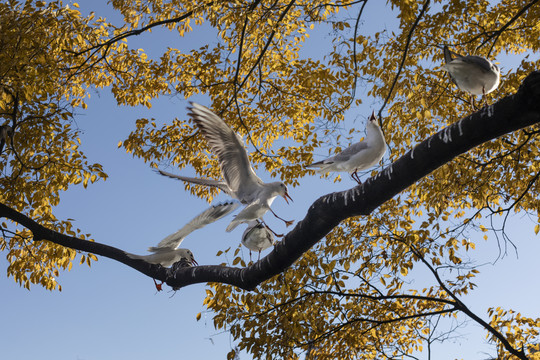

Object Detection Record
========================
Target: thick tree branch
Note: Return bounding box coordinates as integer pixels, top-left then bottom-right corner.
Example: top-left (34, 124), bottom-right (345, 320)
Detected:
top-left (1, 71), bottom-right (540, 292)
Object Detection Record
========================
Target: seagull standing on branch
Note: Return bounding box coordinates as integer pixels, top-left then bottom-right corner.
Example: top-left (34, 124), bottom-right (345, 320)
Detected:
top-left (127, 248), bottom-right (196, 291)
top-left (241, 220), bottom-right (275, 261)
top-left (442, 45), bottom-right (500, 96)
top-left (157, 103), bottom-right (293, 235)
top-left (306, 112), bottom-right (386, 184)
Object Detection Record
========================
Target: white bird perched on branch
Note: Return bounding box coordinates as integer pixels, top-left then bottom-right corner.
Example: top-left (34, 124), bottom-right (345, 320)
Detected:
top-left (306, 112), bottom-right (386, 184)
top-left (241, 220), bottom-right (275, 261)
top-left (127, 248), bottom-right (198, 268)
top-left (157, 102), bottom-right (293, 234)
top-left (127, 248), bottom-right (197, 291)
top-left (442, 45), bottom-right (500, 96)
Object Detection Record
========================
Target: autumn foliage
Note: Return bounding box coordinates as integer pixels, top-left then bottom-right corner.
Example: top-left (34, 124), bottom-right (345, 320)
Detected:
top-left (1, 0), bottom-right (540, 359)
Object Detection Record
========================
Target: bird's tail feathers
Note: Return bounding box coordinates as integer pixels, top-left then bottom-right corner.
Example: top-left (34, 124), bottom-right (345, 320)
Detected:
top-left (443, 45), bottom-right (462, 64)
top-left (125, 252), bottom-right (146, 260)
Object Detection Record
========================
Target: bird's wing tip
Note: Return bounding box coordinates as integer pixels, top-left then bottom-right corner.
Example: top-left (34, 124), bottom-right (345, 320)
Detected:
top-left (225, 221), bottom-right (238, 232)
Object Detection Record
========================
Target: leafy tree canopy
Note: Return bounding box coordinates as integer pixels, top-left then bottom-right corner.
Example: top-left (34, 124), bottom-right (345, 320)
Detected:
top-left (1, 0), bottom-right (540, 359)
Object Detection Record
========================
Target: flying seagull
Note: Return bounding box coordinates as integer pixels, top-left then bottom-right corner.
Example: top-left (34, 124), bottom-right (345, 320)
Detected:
top-left (126, 201), bottom-right (239, 290)
top-left (148, 200), bottom-right (239, 252)
top-left (306, 112), bottom-right (386, 184)
top-left (158, 102), bottom-right (293, 234)
top-left (442, 45), bottom-right (500, 96)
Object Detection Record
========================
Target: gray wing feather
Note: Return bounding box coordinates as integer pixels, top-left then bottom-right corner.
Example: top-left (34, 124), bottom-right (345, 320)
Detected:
top-left (149, 201), bottom-right (240, 251)
top-left (156, 169), bottom-right (232, 196)
top-left (308, 141), bottom-right (369, 166)
top-left (188, 103), bottom-right (263, 196)
top-left (443, 45), bottom-right (459, 85)
top-left (461, 55), bottom-right (494, 72)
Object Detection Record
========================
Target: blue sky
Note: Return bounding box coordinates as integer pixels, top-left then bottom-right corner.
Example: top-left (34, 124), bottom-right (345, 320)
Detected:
top-left (2, 1), bottom-right (539, 359)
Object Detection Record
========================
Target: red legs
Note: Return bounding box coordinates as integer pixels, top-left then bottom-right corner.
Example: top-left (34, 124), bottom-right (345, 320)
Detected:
top-left (351, 170), bottom-right (362, 184)
top-left (153, 278), bottom-right (163, 292)
top-left (472, 87), bottom-right (488, 110)
top-left (260, 219), bottom-right (284, 237)
top-left (269, 208), bottom-right (294, 227)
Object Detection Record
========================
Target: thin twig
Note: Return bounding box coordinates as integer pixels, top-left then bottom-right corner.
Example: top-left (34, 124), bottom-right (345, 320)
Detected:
top-left (377, 0), bottom-right (431, 124)
top-left (479, 0), bottom-right (540, 56)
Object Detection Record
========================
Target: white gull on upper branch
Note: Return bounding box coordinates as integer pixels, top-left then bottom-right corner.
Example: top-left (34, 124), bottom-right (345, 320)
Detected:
top-left (306, 112), bottom-right (387, 184)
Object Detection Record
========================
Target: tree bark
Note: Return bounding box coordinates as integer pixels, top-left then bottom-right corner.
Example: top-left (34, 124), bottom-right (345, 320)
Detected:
top-left (1, 71), bottom-right (540, 291)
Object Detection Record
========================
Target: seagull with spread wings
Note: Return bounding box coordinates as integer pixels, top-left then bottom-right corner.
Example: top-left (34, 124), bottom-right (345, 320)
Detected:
top-left (158, 103), bottom-right (293, 235)
top-left (126, 201), bottom-right (239, 290)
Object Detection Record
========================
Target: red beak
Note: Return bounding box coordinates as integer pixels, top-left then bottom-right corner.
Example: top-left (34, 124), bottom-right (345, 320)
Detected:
top-left (191, 258), bottom-right (199, 266)
top-left (283, 192), bottom-right (293, 204)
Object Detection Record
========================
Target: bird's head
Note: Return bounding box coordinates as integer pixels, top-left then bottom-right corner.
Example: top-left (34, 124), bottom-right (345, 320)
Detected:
top-left (278, 182), bottom-right (293, 204)
top-left (180, 249), bottom-right (198, 266)
top-left (366, 111), bottom-right (381, 132)
top-left (368, 111), bottom-right (378, 125)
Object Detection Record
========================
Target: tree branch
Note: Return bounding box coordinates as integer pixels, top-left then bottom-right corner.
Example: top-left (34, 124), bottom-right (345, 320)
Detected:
top-left (377, 0), bottom-right (431, 124)
top-left (481, 0), bottom-right (540, 56)
top-left (1, 71), bottom-right (540, 294)
top-left (409, 244), bottom-right (528, 360)
top-left (66, 3), bottom-right (213, 78)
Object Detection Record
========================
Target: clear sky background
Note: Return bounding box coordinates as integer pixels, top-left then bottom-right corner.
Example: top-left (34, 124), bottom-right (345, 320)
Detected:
top-left (2, 1), bottom-right (539, 360)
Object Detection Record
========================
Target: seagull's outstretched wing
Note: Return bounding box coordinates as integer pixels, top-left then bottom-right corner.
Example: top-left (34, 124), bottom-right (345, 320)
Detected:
top-left (188, 103), bottom-right (263, 201)
top-left (156, 169), bottom-right (232, 196)
top-left (149, 201), bottom-right (240, 251)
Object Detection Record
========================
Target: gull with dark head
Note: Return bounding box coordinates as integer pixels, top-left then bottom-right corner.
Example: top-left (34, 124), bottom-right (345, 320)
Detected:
top-left (306, 112), bottom-right (386, 184)
top-left (158, 103), bottom-right (293, 234)
top-left (442, 45), bottom-right (500, 96)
